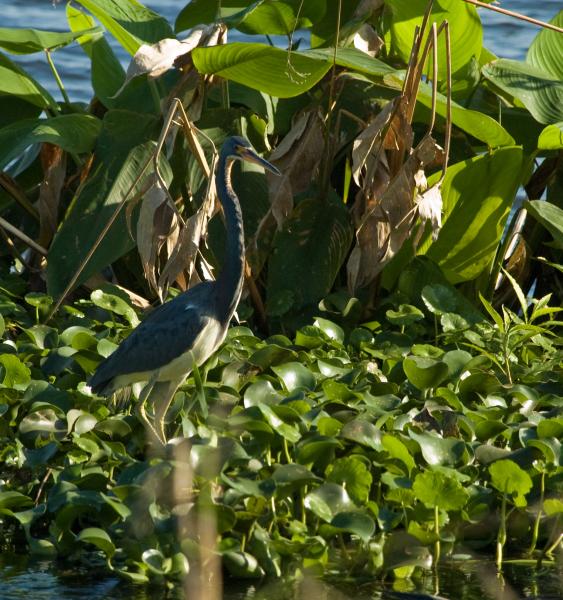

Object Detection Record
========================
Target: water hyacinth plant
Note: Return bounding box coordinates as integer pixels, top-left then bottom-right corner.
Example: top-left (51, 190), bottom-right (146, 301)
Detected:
top-left (0, 0), bottom-right (561, 595)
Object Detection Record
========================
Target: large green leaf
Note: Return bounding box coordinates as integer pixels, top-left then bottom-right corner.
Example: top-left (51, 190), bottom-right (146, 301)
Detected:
top-left (192, 43), bottom-right (332, 97)
top-left (538, 122), bottom-right (563, 150)
top-left (384, 0), bottom-right (482, 77)
top-left (310, 0), bottom-right (362, 48)
top-left (175, 0), bottom-right (251, 32)
top-left (67, 4), bottom-right (125, 107)
top-left (0, 26), bottom-right (102, 54)
top-left (425, 147), bottom-right (524, 283)
top-left (0, 94), bottom-right (41, 129)
top-left (413, 470), bottom-right (468, 511)
top-left (47, 110), bottom-right (162, 297)
top-left (74, 0), bottom-right (173, 55)
top-left (527, 10), bottom-right (563, 80)
top-left (267, 194), bottom-right (353, 312)
top-left (482, 59), bottom-right (563, 125)
top-left (0, 115), bottom-right (101, 171)
top-left (0, 52), bottom-right (57, 110)
top-left (237, 0), bottom-right (327, 35)
top-left (384, 71), bottom-right (514, 148)
top-left (524, 200), bottom-right (563, 249)
top-left (307, 47), bottom-right (395, 78)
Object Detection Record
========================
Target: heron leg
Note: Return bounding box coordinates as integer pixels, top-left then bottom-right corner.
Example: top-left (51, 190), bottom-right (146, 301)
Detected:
top-left (153, 378), bottom-right (182, 443)
top-left (136, 373), bottom-right (163, 445)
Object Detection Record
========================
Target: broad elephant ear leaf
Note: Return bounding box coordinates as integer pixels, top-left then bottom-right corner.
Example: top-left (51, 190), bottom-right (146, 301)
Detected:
top-left (66, 3), bottom-right (126, 107)
top-left (0, 115), bottom-right (101, 171)
top-left (267, 192), bottom-right (353, 315)
top-left (0, 26), bottom-right (102, 54)
top-left (423, 147), bottom-right (524, 283)
top-left (0, 52), bottom-right (57, 110)
top-left (46, 110), bottom-right (166, 298)
top-left (192, 43), bottom-right (332, 97)
top-left (74, 0), bottom-right (173, 55)
top-left (527, 9), bottom-right (563, 80)
top-left (524, 200), bottom-right (563, 250)
top-left (482, 59), bottom-right (563, 125)
top-left (383, 0), bottom-right (482, 78)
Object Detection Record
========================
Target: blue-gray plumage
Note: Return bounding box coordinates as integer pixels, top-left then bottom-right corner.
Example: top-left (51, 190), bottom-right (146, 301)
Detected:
top-left (88, 136), bottom-right (280, 443)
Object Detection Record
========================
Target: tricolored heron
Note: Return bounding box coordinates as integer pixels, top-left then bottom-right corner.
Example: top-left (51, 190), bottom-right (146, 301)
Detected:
top-left (88, 136), bottom-right (280, 444)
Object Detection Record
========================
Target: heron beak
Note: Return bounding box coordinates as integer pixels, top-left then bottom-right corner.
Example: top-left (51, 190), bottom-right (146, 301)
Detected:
top-left (240, 148), bottom-right (281, 176)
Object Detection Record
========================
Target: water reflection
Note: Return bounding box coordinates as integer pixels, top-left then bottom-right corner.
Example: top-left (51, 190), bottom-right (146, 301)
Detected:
top-left (1, 552), bottom-right (561, 600)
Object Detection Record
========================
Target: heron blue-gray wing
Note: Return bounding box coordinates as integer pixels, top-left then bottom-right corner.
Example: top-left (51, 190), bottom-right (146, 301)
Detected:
top-left (88, 282), bottom-right (219, 395)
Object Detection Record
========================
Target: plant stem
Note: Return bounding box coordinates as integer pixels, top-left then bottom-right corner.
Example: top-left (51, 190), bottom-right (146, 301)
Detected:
top-left (496, 493), bottom-right (507, 570)
top-left (528, 470), bottom-right (545, 555)
top-left (282, 438), bottom-right (291, 464)
top-left (148, 79), bottom-right (161, 114)
top-left (45, 50), bottom-right (69, 107)
top-left (434, 505), bottom-right (441, 565)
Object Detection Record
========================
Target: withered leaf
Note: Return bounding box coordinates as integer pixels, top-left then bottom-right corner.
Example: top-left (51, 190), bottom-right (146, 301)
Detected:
top-left (136, 179), bottom-right (180, 296)
top-left (353, 24), bottom-right (383, 57)
top-left (348, 135), bottom-right (440, 290)
top-left (38, 143), bottom-right (66, 248)
top-left (259, 110), bottom-right (324, 236)
top-left (114, 23), bottom-right (225, 96)
top-left (157, 184), bottom-right (217, 297)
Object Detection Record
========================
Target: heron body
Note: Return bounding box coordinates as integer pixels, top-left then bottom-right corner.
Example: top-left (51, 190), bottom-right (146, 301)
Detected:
top-left (88, 136), bottom-right (280, 443)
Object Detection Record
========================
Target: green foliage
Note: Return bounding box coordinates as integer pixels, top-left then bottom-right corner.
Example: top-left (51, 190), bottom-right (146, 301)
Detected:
top-left (0, 0), bottom-right (562, 587)
top-left (0, 270), bottom-right (561, 582)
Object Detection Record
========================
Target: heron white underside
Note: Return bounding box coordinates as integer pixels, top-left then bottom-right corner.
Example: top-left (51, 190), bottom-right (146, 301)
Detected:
top-left (111, 317), bottom-right (225, 390)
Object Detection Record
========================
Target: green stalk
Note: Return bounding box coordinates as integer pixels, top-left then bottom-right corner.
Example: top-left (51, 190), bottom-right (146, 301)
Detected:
top-left (543, 530), bottom-right (562, 557)
top-left (496, 493), bottom-right (507, 570)
top-left (282, 437), bottom-right (291, 464)
top-left (434, 505), bottom-right (441, 565)
top-left (528, 471), bottom-right (545, 555)
top-left (221, 80), bottom-right (230, 109)
top-left (148, 79), bottom-right (161, 114)
top-left (192, 362), bottom-right (207, 418)
top-left (45, 50), bottom-right (69, 107)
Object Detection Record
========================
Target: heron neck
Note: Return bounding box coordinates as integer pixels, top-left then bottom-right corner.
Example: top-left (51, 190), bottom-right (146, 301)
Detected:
top-left (216, 156), bottom-right (245, 320)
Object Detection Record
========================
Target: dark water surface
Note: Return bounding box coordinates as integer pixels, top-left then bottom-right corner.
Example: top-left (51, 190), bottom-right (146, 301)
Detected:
top-left (1, 1), bottom-right (562, 599)
top-left (0, 551), bottom-right (562, 599)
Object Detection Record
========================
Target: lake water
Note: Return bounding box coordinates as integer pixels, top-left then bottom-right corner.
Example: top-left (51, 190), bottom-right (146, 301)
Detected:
top-left (2, 0), bottom-right (562, 103)
top-left (1, 550), bottom-right (562, 600)
top-left (1, 1), bottom-right (562, 599)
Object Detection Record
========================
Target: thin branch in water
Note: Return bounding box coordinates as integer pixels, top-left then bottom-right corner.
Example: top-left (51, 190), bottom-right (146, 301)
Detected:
top-left (463, 0), bottom-right (563, 34)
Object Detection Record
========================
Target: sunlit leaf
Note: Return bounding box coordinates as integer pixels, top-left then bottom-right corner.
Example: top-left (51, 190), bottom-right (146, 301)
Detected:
top-left (0, 26), bottom-right (102, 54)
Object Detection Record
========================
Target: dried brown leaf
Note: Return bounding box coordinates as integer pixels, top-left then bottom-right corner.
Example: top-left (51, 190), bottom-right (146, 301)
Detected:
top-left (415, 183), bottom-right (442, 241)
top-left (353, 24), bottom-right (383, 57)
top-left (38, 143), bottom-right (66, 248)
top-left (265, 110), bottom-right (325, 229)
top-left (157, 185), bottom-right (217, 296)
top-left (348, 135), bottom-right (440, 290)
top-left (136, 179), bottom-right (180, 295)
top-left (115, 24), bottom-right (225, 96)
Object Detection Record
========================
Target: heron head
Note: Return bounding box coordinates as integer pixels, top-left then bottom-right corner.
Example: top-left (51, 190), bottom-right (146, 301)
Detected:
top-left (226, 136), bottom-right (281, 176)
